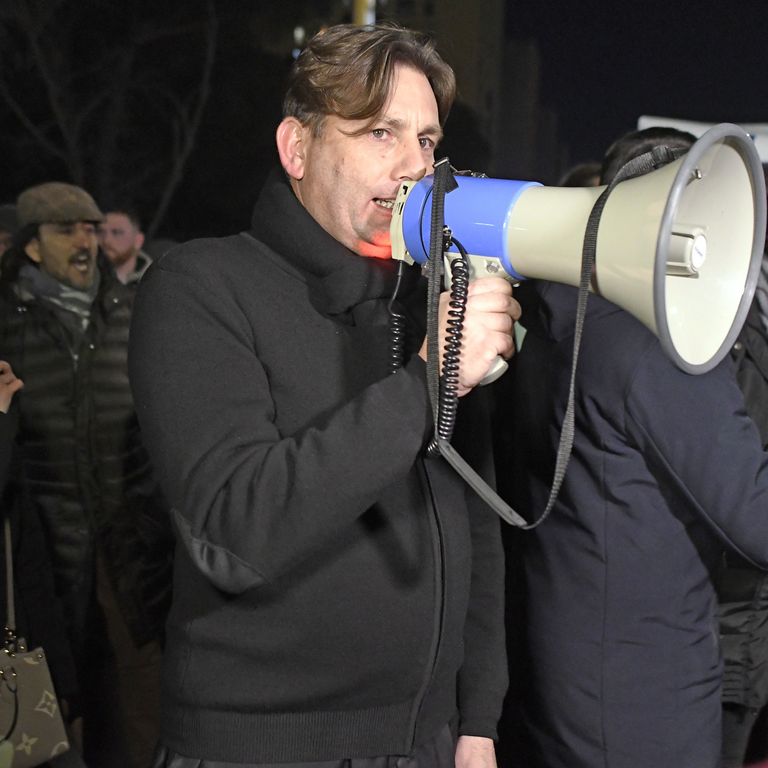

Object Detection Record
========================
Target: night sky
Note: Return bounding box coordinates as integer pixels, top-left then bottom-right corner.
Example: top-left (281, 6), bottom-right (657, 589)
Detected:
top-left (2, 1), bottom-right (766, 237)
top-left (506, 0), bottom-right (768, 164)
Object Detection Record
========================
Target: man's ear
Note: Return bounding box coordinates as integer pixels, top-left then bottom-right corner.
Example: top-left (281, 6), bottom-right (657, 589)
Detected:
top-left (135, 232), bottom-right (146, 251)
top-left (24, 238), bottom-right (41, 264)
top-left (276, 117), bottom-right (308, 180)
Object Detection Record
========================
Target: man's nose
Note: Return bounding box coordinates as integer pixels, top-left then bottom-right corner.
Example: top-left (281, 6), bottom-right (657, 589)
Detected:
top-left (74, 223), bottom-right (95, 247)
top-left (397, 140), bottom-right (428, 182)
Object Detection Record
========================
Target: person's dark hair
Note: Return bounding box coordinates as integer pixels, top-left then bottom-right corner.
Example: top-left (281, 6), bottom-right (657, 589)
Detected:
top-left (559, 161), bottom-right (601, 187)
top-left (0, 223), bottom-right (40, 285)
top-left (283, 23), bottom-right (456, 136)
top-left (10, 222), bottom-right (39, 250)
top-left (600, 127), bottom-right (697, 185)
top-left (103, 203), bottom-right (143, 231)
top-left (0, 204), bottom-right (18, 235)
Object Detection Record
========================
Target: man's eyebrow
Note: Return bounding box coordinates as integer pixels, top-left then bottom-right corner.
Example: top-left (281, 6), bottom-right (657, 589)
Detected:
top-left (380, 115), bottom-right (443, 142)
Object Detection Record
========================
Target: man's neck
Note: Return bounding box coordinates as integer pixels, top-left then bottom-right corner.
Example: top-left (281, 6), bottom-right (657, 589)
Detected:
top-left (115, 253), bottom-right (138, 284)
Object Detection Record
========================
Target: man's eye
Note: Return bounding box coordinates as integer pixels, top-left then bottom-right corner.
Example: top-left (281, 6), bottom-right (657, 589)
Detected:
top-left (419, 137), bottom-right (435, 150)
top-left (371, 128), bottom-right (387, 139)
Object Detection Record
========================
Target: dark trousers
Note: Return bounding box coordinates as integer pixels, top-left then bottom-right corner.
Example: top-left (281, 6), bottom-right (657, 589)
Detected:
top-left (76, 555), bottom-right (162, 768)
top-left (152, 721), bottom-right (456, 768)
top-left (722, 703), bottom-right (760, 768)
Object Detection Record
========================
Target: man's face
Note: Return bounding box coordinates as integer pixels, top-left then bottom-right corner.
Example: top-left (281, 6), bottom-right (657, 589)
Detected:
top-left (25, 221), bottom-right (99, 290)
top-left (283, 65), bottom-right (442, 259)
top-left (98, 212), bottom-right (144, 267)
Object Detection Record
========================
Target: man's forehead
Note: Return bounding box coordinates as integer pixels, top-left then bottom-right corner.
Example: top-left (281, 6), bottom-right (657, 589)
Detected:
top-left (105, 212), bottom-right (133, 225)
top-left (43, 220), bottom-right (96, 229)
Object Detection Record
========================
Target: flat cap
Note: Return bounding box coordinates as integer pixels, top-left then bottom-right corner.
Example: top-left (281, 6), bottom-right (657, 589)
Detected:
top-left (17, 182), bottom-right (103, 227)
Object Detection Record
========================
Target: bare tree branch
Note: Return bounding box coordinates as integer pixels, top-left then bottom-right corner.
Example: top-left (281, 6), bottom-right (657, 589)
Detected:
top-left (14, 0), bottom-right (85, 182)
top-left (146, 1), bottom-right (219, 238)
top-left (0, 79), bottom-right (69, 162)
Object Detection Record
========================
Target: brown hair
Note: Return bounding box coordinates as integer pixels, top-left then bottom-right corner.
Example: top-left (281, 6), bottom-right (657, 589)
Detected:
top-left (283, 23), bottom-right (456, 136)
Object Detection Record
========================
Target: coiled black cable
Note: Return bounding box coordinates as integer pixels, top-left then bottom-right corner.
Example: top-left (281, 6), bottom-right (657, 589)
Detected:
top-left (387, 261), bottom-right (407, 375)
top-left (427, 240), bottom-right (470, 455)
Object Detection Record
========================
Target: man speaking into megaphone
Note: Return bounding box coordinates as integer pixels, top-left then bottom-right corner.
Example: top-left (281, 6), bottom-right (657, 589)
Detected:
top-left (128, 22), bottom-right (519, 768)
top-left (485, 126), bottom-right (768, 768)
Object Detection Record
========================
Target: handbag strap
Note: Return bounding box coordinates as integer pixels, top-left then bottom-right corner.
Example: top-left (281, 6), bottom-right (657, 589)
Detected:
top-left (3, 519), bottom-right (14, 637)
top-left (0, 518), bottom-right (19, 744)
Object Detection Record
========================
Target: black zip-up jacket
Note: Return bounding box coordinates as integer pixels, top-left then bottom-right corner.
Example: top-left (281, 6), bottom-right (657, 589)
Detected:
top-left (128, 172), bottom-right (507, 763)
top-left (0, 256), bottom-right (172, 650)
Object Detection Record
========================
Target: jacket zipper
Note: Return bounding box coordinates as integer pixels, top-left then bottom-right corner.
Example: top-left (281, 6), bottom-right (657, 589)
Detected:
top-left (405, 457), bottom-right (447, 752)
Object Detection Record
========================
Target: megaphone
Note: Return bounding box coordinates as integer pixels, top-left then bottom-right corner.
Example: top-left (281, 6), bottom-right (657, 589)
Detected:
top-left (390, 123), bottom-right (767, 374)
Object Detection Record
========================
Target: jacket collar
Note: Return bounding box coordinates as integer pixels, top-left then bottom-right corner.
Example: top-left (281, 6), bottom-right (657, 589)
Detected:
top-left (9, 254), bottom-right (129, 317)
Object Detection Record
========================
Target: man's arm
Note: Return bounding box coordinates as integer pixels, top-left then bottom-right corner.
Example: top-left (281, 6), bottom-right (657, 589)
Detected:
top-left (452, 389), bottom-right (508, 757)
top-left (627, 345), bottom-right (768, 569)
top-left (129, 255), bottom-right (436, 593)
top-left (129, 252), bottom-right (517, 595)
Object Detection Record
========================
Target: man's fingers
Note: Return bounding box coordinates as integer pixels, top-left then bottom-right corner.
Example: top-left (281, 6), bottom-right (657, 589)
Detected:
top-left (465, 281), bottom-right (521, 321)
top-left (0, 361), bottom-right (23, 388)
top-left (466, 276), bottom-right (512, 296)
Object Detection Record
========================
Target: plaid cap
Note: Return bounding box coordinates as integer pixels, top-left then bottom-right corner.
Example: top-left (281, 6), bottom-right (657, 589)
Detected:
top-left (17, 182), bottom-right (104, 227)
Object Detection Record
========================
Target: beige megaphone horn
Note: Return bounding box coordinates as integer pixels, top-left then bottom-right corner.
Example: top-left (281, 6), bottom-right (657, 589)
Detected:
top-left (391, 123), bottom-right (767, 374)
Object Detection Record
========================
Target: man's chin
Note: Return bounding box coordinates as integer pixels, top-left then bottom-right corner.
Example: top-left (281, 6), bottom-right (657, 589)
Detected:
top-left (64, 271), bottom-right (97, 291)
top-left (106, 251), bottom-right (131, 267)
top-left (356, 238), bottom-right (392, 260)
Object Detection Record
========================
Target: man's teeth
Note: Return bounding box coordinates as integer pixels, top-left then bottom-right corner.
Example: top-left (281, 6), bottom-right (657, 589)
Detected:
top-left (374, 198), bottom-right (394, 209)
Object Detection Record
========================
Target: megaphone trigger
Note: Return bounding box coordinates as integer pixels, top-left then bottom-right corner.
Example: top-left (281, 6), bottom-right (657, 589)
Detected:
top-left (479, 356), bottom-right (509, 387)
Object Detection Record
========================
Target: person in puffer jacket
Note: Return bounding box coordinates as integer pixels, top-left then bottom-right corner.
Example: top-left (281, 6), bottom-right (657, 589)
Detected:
top-left (0, 184), bottom-right (173, 768)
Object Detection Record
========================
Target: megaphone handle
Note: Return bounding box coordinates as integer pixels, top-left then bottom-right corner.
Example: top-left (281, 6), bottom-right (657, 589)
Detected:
top-left (479, 355), bottom-right (508, 386)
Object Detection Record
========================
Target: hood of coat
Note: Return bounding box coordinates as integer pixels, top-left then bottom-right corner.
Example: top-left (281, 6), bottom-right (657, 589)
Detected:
top-left (518, 279), bottom-right (626, 345)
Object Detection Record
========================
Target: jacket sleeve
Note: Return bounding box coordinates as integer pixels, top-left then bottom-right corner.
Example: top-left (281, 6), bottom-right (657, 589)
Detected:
top-left (625, 345), bottom-right (768, 570)
top-left (0, 409), bottom-right (16, 491)
top-left (453, 391), bottom-right (508, 740)
top-left (128, 254), bottom-right (434, 594)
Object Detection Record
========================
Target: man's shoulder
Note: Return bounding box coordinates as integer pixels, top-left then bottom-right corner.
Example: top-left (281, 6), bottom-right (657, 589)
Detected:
top-left (153, 234), bottom-right (247, 268)
top-left (150, 232), bottom-right (305, 287)
top-left (157, 233), bottom-right (271, 267)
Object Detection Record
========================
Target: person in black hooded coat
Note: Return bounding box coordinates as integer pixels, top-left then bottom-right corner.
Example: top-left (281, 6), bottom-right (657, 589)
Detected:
top-left (498, 275), bottom-right (768, 768)
top-left (718, 258), bottom-right (768, 768)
